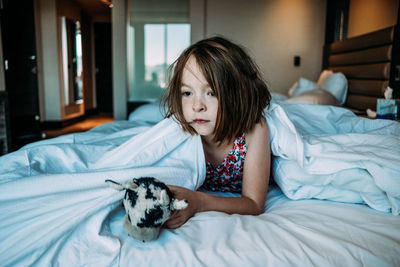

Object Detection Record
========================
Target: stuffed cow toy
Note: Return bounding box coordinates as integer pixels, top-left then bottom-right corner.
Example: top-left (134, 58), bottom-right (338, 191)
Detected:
top-left (106, 177), bottom-right (188, 242)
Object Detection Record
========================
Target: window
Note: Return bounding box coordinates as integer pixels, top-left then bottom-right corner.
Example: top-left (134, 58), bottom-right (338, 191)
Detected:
top-left (325, 0), bottom-right (349, 43)
top-left (128, 0), bottom-right (190, 102)
top-left (145, 24), bottom-right (190, 88)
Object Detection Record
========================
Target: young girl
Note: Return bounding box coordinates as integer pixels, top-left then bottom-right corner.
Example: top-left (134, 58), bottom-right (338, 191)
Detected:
top-left (163, 36), bottom-right (272, 229)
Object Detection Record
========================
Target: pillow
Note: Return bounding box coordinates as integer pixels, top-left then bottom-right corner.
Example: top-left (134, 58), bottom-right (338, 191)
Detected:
top-left (318, 72), bottom-right (348, 106)
top-left (271, 92), bottom-right (289, 102)
top-left (317, 69), bottom-right (334, 87)
top-left (288, 78), bottom-right (318, 97)
top-left (285, 89), bottom-right (339, 106)
top-left (287, 81), bottom-right (298, 97)
top-left (128, 100), bottom-right (166, 123)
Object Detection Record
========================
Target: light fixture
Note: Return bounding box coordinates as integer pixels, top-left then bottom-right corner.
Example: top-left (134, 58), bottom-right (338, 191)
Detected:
top-left (100, 0), bottom-right (113, 8)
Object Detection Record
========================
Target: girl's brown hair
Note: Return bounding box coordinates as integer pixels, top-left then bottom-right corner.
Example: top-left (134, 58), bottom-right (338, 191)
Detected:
top-left (162, 36), bottom-right (271, 143)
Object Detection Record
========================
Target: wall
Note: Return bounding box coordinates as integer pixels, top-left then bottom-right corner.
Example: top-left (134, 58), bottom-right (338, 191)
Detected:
top-left (112, 0), bottom-right (128, 120)
top-left (37, 0), bottom-right (61, 121)
top-left (348, 0), bottom-right (398, 38)
top-left (112, 0), bottom-right (327, 118)
top-left (204, 0), bottom-right (327, 94)
top-left (190, 0), bottom-right (205, 43)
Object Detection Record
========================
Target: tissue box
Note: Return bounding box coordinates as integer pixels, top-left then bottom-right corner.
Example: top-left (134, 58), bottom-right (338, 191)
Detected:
top-left (376, 99), bottom-right (400, 119)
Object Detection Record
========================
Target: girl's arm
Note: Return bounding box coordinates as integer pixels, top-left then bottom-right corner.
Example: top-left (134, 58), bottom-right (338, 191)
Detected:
top-left (166, 119), bottom-right (271, 229)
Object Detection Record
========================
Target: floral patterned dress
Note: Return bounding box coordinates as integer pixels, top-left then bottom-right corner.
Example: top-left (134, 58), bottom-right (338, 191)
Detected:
top-left (200, 134), bottom-right (247, 193)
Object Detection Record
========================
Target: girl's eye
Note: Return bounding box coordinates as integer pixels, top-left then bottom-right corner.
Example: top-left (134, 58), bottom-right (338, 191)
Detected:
top-left (181, 91), bottom-right (192, 97)
top-left (207, 91), bottom-right (215, 97)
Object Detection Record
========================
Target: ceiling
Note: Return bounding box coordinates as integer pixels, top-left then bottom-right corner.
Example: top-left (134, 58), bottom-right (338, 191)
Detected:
top-left (73, 0), bottom-right (112, 17)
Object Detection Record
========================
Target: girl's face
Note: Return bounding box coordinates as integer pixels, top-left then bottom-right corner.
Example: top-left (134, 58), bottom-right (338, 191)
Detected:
top-left (181, 56), bottom-right (219, 139)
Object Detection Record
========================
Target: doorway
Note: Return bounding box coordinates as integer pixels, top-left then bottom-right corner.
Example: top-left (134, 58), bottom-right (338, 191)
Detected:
top-left (94, 22), bottom-right (113, 114)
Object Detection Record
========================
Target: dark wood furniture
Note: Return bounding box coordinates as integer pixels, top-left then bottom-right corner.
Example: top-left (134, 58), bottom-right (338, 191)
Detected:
top-left (0, 91), bottom-right (11, 155)
top-left (325, 25), bottom-right (400, 113)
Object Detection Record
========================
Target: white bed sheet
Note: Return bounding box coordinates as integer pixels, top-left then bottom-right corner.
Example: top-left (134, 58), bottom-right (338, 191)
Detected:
top-left (0, 118), bottom-right (205, 266)
top-left (111, 186), bottom-right (400, 267)
top-left (1, 102), bottom-right (399, 266)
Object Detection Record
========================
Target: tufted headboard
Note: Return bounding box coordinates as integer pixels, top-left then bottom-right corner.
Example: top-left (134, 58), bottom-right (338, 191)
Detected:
top-left (325, 25), bottom-right (399, 113)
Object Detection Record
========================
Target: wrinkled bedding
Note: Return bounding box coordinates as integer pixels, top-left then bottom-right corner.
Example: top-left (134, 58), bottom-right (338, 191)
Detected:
top-left (267, 103), bottom-right (400, 215)
top-left (0, 102), bottom-right (399, 266)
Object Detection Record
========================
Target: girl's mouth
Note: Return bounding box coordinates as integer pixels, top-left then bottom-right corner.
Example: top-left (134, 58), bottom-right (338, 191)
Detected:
top-left (193, 119), bottom-right (209, 124)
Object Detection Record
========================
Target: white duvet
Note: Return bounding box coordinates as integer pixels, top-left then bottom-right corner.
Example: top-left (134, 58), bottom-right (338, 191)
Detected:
top-left (0, 119), bottom-right (205, 266)
top-left (0, 102), bottom-right (399, 266)
top-left (267, 103), bottom-right (400, 215)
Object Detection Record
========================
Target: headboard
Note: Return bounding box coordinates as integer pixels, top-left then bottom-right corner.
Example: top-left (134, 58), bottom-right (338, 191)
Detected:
top-left (326, 26), bottom-right (398, 112)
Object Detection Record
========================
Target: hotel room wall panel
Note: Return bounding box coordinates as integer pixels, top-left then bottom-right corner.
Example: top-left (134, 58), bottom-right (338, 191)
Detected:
top-left (348, 80), bottom-right (388, 97)
top-left (327, 26), bottom-right (396, 112)
top-left (329, 45), bottom-right (392, 66)
top-left (330, 62), bottom-right (390, 80)
top-left (345, 94), bottom-right (378, 111)
top-left (330, 27), bottom-right (394, 54)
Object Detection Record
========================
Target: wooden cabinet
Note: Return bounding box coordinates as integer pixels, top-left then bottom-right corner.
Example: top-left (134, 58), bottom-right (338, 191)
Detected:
top-left (1, 0), bottom-right (42, 151)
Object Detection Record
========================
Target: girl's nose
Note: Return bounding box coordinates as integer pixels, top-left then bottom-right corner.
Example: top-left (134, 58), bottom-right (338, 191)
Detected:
top-left (193, 97), bottom-right (206, 112)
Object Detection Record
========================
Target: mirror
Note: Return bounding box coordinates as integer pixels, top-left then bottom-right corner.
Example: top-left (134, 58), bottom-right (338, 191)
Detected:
top-left (61, 16), bottom-right (83, 106)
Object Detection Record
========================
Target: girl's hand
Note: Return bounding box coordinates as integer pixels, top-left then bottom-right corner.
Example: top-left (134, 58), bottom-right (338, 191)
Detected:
top-left (165, 185), bottom-right (201, 229)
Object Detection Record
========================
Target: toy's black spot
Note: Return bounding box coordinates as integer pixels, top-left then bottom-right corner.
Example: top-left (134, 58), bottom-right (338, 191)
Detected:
top-left (145, 187), bottom-right (156, 200)
top-left (125, 189), bottom-right (138, 208)
top-left (134, 177), bottom-right (174, 200)
top-left (137, 206), bottom-right (164, 228)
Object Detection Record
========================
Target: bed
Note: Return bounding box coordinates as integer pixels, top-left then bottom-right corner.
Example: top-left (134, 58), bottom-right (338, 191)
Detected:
top-left (0, 100), bottom-right (399, 266)
top-left (1, 29), bottom-right (400, 266)
top-left (274, 25), bottom-right (398, 116)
